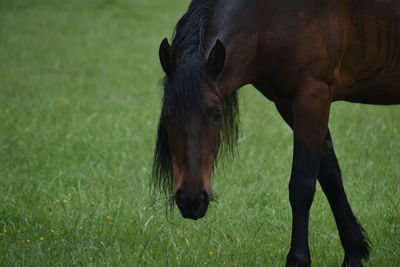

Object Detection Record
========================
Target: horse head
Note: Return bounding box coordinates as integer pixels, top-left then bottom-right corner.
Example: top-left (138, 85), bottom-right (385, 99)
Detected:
top-left (153, 38), bottom-right (237, 220)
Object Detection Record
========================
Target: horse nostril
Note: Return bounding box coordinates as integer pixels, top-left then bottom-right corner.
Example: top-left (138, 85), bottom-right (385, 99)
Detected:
top-left (200, 191), bottom-right (209, 205)
top-left (175, 189), bottom-right (185, 205)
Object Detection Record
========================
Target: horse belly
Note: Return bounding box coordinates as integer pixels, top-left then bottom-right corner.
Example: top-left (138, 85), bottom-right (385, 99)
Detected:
top-left (335, 75), bottom-right (400, 104)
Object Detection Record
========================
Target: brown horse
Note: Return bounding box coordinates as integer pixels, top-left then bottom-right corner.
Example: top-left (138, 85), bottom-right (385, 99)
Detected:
top-left (152, 0), bottom-right (400, 266)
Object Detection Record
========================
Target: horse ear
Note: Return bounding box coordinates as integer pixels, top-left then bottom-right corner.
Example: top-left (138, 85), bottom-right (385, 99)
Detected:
top-left (159, 38), bottom-right (174, 75)
top-left (207, 39), bottom-right (226, 79)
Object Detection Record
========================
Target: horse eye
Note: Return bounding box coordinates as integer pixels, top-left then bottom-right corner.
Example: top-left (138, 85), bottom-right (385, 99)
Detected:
top-left (213, 110), bottom-right (222, 122)
top-left (163, 112), bottom-right (170, 121)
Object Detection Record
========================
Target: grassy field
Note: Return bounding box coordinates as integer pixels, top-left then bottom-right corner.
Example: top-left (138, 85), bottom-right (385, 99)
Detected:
top-left (0, 0), bottom-right (399, 266)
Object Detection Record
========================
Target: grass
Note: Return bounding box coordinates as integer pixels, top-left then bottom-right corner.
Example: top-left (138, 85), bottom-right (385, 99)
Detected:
top-left (0, 0), bottom-right (399, 266)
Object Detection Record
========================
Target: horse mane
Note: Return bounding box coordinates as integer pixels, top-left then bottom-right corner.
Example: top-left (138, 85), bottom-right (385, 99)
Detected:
top-left (151, 0), bottom-right (239, 200)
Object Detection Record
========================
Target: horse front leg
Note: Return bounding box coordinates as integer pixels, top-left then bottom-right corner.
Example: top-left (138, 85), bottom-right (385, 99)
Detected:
top-left (285, 138), bottom-right (321, 267)
top-left (318, 132), bottom-right (370, 267)
top-left (284, 76), bottom-right (331, 267)
top-left (275, 97), bottom-right (370, 266)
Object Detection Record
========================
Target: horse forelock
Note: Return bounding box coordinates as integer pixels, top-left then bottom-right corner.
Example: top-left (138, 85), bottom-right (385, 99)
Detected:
top-left (151, 58), bottom-right (213, 199)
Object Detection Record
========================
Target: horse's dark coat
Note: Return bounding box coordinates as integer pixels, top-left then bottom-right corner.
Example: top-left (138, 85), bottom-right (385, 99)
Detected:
top-left (153, 1), bottom-right (400, 266)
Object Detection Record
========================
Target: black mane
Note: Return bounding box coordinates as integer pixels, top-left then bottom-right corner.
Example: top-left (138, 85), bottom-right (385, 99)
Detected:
top-left (151, 0), bottom-right (239, 199)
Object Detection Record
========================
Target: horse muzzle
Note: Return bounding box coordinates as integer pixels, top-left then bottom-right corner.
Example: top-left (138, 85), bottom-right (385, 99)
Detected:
top-left (174, 189), bottom-right (210, 220)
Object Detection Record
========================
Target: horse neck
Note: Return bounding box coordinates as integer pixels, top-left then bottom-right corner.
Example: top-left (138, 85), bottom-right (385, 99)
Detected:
top-left (203, 0), bottom-right (262, 97)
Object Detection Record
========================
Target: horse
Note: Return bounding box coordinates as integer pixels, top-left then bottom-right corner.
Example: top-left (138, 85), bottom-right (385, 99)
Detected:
top-left (152, 0), bottom-right (400, 266)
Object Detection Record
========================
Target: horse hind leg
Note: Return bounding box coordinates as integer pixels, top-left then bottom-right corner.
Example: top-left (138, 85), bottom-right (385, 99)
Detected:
top-left (318, 131), bottom-right (370, 267)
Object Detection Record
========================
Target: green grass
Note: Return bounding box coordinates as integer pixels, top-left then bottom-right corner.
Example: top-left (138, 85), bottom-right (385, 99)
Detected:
top-left (0, 0), bottom-right (399, 266)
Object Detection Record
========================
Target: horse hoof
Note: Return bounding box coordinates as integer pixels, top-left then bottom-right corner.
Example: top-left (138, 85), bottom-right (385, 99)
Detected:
top-left (285, 261), bottom-right (311, 267)
top-left (285, 251), bottom-right (311, 267)
top-left (342, 242), bottom-right (369, 267)
top-left (342, 257), bottom-right (364, 267)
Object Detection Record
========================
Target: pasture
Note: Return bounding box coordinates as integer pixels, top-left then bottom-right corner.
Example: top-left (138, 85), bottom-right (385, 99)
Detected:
top-left (0, 0), bottom-right (399, 266)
